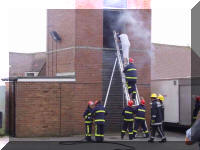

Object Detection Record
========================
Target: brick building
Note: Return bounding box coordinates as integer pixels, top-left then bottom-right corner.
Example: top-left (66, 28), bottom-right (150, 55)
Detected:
top-left (4, 52), bottom-right (46, 136)
top-left (9, 52), bottom-right (46, 77)
top-left (151, 44), bottom-right (200, 127)
top-left (7, 9), bottom-right (151, 137)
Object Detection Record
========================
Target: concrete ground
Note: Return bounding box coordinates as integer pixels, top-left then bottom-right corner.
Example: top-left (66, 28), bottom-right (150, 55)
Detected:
top-left (8, 131), bottom-right (185, 142)
top-left (1, 131), bottom-right (199, 150)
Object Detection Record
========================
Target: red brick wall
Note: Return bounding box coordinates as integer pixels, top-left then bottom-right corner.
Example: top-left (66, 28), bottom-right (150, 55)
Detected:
top-left (75, 49), bottom-right (102, 83)
top-left (15, 82), bottom-right (102, 137)
top-left (47, 9), bottom-right (76, 76)
top-left (74, 9), bottom-right (103, 83)
top-left (75, 9), bottom-right (103, 47)
top-left (16, 82), bottom-right (60, 137)
top-left (47, 49), bottom-right (75, 76)
top-left (47, 9), bottom-right (103, 77)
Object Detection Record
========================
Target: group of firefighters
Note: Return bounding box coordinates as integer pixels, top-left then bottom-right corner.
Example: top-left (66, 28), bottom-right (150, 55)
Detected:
top-left (82, 31), bottom-right (168, 143)
top-left (121, 92), bottom-right (167, 143)
top-left (83, 55), bottom-right (167, 143)
top-left (82, 31), bottom-right (200, 144)
top-left (83, 93), bottom-right (167, 143)
top-left (83, 94), bottom-right (200, 144)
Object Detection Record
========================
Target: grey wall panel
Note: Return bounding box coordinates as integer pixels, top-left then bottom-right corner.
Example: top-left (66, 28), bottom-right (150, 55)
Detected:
top-left (179, 85), bottom-right (191, 126)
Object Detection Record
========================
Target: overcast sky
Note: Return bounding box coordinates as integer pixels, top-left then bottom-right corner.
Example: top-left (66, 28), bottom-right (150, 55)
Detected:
top-left (0, 0), bottom-right (199, 85)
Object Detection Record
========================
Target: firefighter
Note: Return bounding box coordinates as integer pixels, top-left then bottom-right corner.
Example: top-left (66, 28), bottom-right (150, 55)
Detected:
top-left (192, 96), bottom-right (200, 123)
top-left (123, 58), bottom-right (137, 100)
top-left (117, 31), bottom-right (131, 66)
top-left (91, 100), bottom-right (106, 142)
top-left (121, 100), bottom-right (135, 140)
top-left (148, 93), bottom-right (167, 143)
top-left (133, 99), bottom-right (149, 138)
top-left (157, 94), bottom-right (165, 136)
top-left (157, 94), bottom-right (165, 122)
top-left (83, 100), bottom-right (94, 142)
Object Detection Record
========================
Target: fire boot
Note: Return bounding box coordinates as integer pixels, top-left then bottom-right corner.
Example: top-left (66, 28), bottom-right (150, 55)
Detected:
top-left (159, 138), bottom-right (167, 143)
top-left (148, 138), bottom-right (154, 143)
top-left (121, 131), bottom-right (125, 140)
top-left (144, 133), bottom-right (149, 138)
top-left (85, 136), bottom-right (92, 142)
top-left (129, 132), bottom-right (133, 140)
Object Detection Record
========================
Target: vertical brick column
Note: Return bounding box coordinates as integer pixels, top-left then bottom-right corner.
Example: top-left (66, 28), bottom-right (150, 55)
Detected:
top-left (47, 9), bottom-right (76, 76)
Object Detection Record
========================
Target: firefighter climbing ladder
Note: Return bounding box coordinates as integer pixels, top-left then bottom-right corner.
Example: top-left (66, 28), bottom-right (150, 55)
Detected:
top-left (104, 31), bottom-right (140, 107)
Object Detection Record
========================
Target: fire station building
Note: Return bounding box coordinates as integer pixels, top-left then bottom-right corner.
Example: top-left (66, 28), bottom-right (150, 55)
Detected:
top-left (6, 9), bottom-right (151, 137)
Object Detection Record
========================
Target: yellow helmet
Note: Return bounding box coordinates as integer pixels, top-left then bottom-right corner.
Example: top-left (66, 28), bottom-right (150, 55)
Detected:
top-left (157, 94), bottom-right (165, 101)
top-left (150, 93), bottom-right (157, 98)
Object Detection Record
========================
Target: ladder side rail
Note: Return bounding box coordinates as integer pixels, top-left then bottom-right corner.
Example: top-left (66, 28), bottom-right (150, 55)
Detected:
top-left (113, 31), bottom-right (140, 106)
top-left (113, 31), bottom-right (130, 105)
top-left (116, 53), bottom-right (130, 105)
top-left (104, 58), bottom-right (118, 108)
top-left (135, 86), bottom-right (140, 105)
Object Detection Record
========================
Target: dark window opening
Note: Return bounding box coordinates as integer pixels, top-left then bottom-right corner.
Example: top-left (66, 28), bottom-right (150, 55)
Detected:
top-left (103, 10), bottom-right (123, 49)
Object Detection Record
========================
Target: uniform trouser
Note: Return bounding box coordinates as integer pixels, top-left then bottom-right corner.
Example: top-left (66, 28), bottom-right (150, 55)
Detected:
top-left (127, 80), bottom-right (137, 100)
top-left (133, 119), bottom-right (149, 137)
top-left (150, 125), bottom-right (166, 139)
top-left (85, 124), bottom-right (92, 141)
top-left (95, 123), bottom-right (104, 142)
top-left (121, 121), bottom-right (133, 139)
top-left (156, 122), bottom-right (165, 137)
top-left (192, 116), bottom-right (197, 124)
top-left (122, 45), bottom-right (130, 66)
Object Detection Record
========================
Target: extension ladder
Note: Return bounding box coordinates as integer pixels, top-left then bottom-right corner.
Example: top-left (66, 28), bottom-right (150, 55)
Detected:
top-left (104, 31), bottom-right (140, 107)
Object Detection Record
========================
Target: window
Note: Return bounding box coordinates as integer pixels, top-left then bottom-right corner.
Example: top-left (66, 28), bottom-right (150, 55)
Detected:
top-left (25, 72), bottom-right (39, 77)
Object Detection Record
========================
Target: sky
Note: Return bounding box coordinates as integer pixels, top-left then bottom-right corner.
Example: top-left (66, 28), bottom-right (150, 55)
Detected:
top-left (0, 0), bottom-right (199, 85)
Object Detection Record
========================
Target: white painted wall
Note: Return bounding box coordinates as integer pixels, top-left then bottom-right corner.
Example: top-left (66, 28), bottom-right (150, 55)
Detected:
top-left (0, 86), bottom-right (6, 135)
top-left (151, 80), bottom-right (179, 123)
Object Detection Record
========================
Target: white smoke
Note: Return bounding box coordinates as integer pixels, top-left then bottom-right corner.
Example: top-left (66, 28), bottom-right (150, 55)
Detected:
top-left (117, 10), bottom-right (151, 49)
top-left (116, 10), bottom-right (153, 69)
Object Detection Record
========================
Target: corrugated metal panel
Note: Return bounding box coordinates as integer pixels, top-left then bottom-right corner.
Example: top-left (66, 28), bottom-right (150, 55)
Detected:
top-left (179, 85), bottom-right (191, 126)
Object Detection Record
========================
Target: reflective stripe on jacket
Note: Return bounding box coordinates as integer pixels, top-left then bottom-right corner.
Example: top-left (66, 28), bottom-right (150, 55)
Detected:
top-left (123, 63), bottom-right (137, 82)
top-left (134, 104), bottom-right (146, 120)
top-left (91, 104), bottom-right (106, 124)
top-left (151, 99), bottom-right (163, 125)
top-left (83, 106), bottom-right (93, 124)
top-left (122, 106), bottom-right (134, 122)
